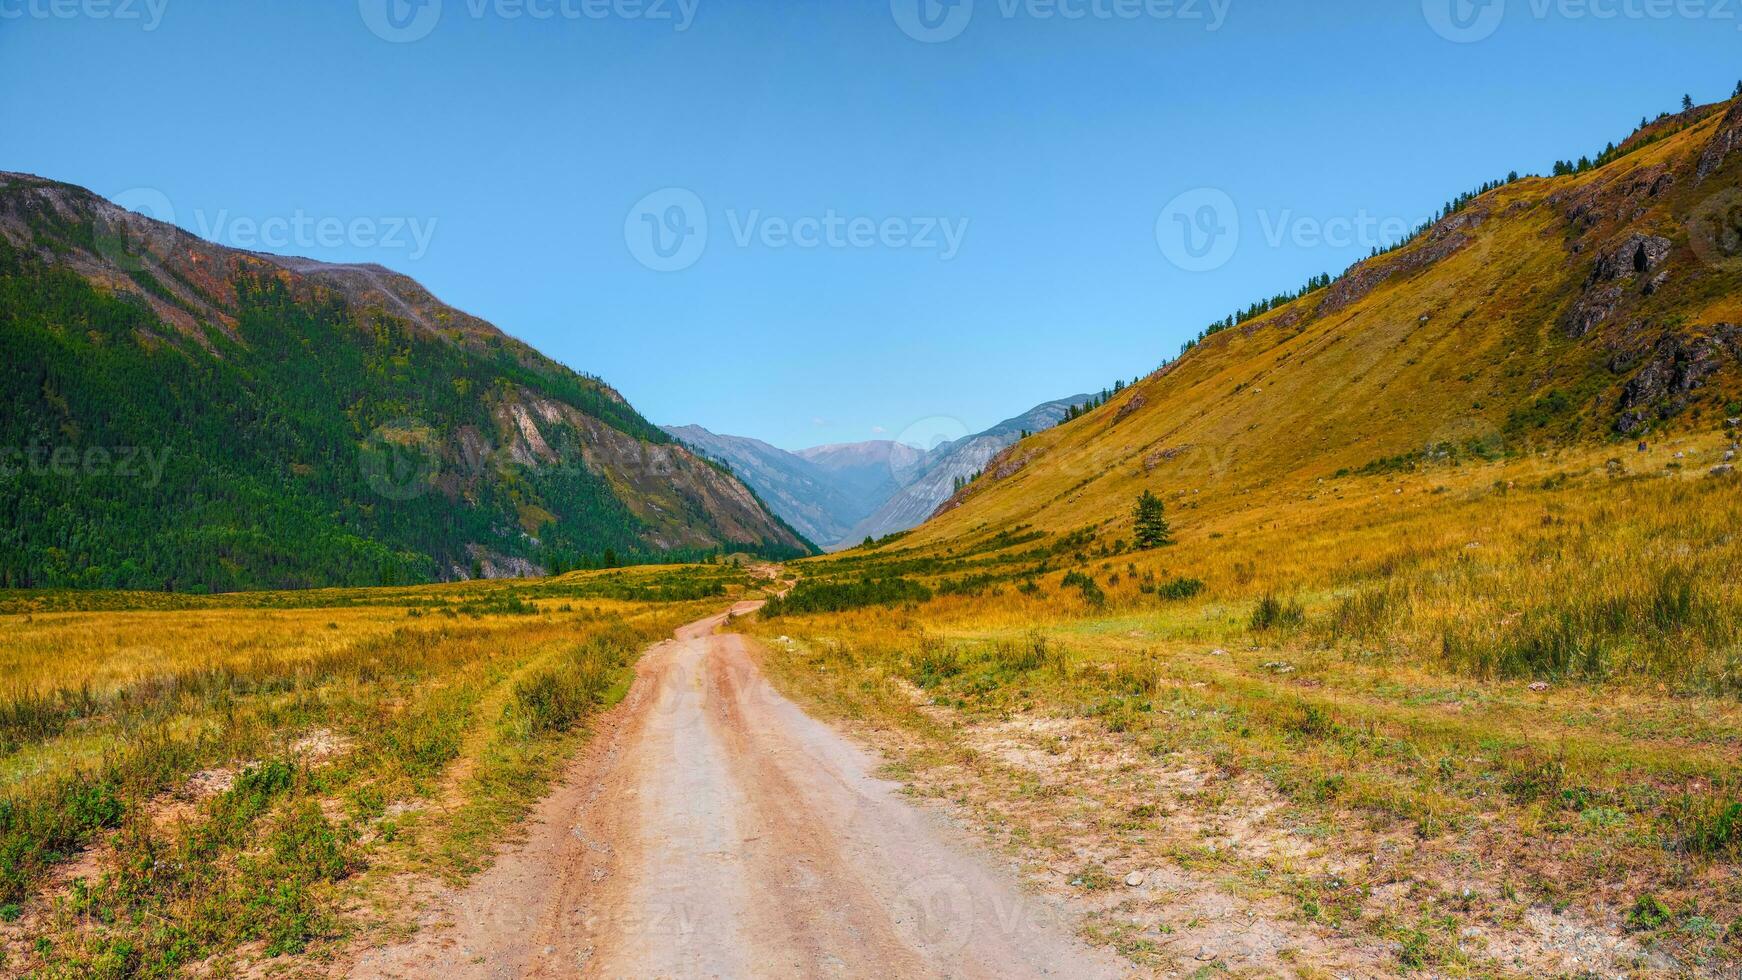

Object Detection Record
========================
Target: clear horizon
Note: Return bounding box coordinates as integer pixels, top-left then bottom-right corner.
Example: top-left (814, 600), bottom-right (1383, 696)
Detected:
top-left (3, 0), bottom-right (1735, 450)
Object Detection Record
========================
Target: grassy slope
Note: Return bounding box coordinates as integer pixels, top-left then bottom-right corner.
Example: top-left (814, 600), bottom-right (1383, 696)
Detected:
top-left (915, 101), bottom-right (1741, 554)
top-left (739, 104), bottom-right (1742, 977)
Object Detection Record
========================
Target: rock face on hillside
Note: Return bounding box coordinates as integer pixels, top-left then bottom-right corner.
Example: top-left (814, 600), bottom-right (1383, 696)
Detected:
top-left (1698, 100), bottom-right (1742, 180)
top-left (1593, 234), bottom-right (1673, 282)
top-left (0, 172), bottom-right (808, 591)
top-left (1616, 326), bottom-right (1742, 435)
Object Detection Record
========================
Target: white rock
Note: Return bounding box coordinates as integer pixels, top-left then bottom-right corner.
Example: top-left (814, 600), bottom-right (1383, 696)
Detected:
top-left (1124, 871), bottom-right (1145, 887)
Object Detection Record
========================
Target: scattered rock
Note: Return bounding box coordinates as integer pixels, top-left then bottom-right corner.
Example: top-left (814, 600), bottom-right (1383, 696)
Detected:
top-left (1714, 465), bottom-right (1736, 477)
top-left (1529, 681), bottom-right (1550, 693)
top-left (1261, 661), bottom-right (1296, 674)
top-left (1113, 393), bottom-right (1146, 423)
top-left (1124, 871), bottom-right (1145, 888)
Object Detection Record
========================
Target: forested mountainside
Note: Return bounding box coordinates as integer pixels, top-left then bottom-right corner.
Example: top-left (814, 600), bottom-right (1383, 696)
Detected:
top-left (0, 173), bottom-right (809, 592)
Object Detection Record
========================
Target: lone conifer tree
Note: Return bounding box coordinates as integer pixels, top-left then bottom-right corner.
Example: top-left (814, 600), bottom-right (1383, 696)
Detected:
top-left (1133, 490), bottom-right (1172, 549)
top-left (1683, 93), bottom-right (1695, 112)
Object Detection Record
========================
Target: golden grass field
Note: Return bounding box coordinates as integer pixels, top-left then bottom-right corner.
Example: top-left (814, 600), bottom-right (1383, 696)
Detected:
top-left (0, 564), bottom-right (760, 978)
top-left (744, 438), bottom-right (1742, 977)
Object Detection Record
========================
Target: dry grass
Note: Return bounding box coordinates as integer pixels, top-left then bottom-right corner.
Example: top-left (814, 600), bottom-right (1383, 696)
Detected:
top-left (0, 564), bottom-right (750, 978)
top-left (745, 442), bottom-right (1742, 977)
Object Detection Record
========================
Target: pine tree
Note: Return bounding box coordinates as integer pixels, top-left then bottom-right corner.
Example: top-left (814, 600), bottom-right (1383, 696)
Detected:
top-left (1133, 490), bottom-right (1172, 549)
top-left (1683, 93), bottom-right (1695, 112)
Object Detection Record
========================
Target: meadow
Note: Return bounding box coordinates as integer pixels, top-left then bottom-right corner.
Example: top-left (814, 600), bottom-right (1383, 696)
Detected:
top-left (0, 564), bottom-right (755, 978)
top-left (745, 436), bottom-right (1742, 977)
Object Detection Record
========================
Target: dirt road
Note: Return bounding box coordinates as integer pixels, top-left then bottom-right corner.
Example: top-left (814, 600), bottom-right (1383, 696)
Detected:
top-left (352, 602), bottom-right (1123, 979)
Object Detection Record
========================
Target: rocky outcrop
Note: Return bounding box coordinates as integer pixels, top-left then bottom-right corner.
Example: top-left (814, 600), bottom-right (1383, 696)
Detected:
top-left (1563, 234), bottom-right (1674, 338)
top-left (1697, 100), bottom-right (1742, 181)
top-left (1564, 286), bottom-right (1624, 339)
top-left (1320, 208), bottom-right (1486, 316)
top-left (1614, 325), bottom-right (1740, 434)
top-left (1113, 393), bottom-right (1147, 423)
top-left (1592, 234), bottom-right (1672, 282)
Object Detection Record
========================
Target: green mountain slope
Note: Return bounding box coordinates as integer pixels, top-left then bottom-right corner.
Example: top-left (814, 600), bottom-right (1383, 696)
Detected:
top-left (0, 173), bottom-right (810, 592)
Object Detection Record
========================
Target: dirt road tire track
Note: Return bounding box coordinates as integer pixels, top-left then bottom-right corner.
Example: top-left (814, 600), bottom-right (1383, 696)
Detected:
top-left (349, 603), bottom-right (1123, 979)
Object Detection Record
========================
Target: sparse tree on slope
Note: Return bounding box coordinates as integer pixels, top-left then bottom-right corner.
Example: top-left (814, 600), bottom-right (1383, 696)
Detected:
top-left (1133, 490), bottom-right (1172, 549)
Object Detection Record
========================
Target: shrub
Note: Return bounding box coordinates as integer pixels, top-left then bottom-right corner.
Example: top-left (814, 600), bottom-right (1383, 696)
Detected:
top-left (761, 576), bottom-right (932, 617)
top-left (1627, 894), bottom-right (1674, 931)
top-left (1061, 571), bottom-right (1106, 607)
top-left (1249, 594), bottom-right (1305, 632)
top-left (1155, 577), bottom-right (1205, 601)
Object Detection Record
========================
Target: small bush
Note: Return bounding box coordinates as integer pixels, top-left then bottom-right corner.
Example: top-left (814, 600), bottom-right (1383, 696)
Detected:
top-left (907, 640), bottom-right (962, 689)
top-left (1668, 795), bottom-right (1742, 856)
top-left (1155, 577), bottom-right (1205, 601)
top-left (1061, 571), bottom-right (1105, 607)
top-left (1249, 594), bottom-right (1305, 632)
top-left (761, 576), bottom-right (932, 618)
top-left (1627, 894), bottom-right (1674, 931)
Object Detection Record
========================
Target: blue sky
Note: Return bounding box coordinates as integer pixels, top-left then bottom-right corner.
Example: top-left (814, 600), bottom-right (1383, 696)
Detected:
top-left (2, 0), bottom-right (1735, 450)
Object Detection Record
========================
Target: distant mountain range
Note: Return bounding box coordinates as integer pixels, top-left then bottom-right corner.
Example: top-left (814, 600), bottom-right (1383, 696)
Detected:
top-left (0, 173), bottom-right (809, 592)
top-left (664, 395), bottom-right (1088, 549)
